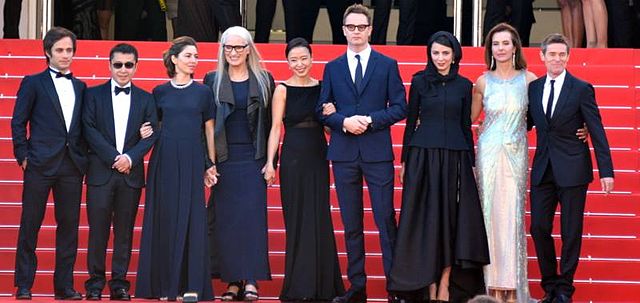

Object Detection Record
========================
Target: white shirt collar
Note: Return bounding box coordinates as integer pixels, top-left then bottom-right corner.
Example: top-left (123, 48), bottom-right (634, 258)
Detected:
top-left (546, 69), bottom-right (566, 86)
top-left (111, 79), bottom-right (132, 90)
top-left (347, 45), bottom-right (372, 62)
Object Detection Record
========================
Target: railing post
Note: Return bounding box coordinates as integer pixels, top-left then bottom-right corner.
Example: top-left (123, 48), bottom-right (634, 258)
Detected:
top-left (473, 0), bottom-right (483, 46)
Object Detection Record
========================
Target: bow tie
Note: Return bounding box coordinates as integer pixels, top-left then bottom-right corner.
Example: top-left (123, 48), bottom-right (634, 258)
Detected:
top-left (50, 69), bottom-right (73, 79)
top-left (115, 86), bottom-right (131, 95)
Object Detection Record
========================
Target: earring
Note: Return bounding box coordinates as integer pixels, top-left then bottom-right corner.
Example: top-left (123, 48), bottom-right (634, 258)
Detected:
top-left (512, 53), bottom-right (516, 68)
top-left (490, 57), bottom-right (495, 70)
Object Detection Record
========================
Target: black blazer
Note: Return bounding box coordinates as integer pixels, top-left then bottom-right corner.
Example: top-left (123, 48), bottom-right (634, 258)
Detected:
top-left (527, 71), bottom-right (614, 187)
top-left (11, 69), bottom-right (88, 176)
top-left (401, 70), bottom-right (474, 162)
top-left (82, 81), bottom-right (158, 188)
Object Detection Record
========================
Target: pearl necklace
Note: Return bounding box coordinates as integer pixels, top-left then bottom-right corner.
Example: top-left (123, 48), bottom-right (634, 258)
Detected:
top-left (170, 79), bottom-right (194, 89)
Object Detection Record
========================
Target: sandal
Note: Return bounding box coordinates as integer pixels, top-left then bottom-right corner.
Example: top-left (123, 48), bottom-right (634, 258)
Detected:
top-left (243, 283), bottom-right (259, 301)
top-left (221, 282), bottom-right (243, 301)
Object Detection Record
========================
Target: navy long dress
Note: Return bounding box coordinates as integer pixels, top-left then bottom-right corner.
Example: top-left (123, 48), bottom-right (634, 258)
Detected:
top-left (135, 81), bottom-right (214, 300)
top-left (210, 79), bottom-right (271, 282)
top-left (278, 83), bottom-right (345, 301)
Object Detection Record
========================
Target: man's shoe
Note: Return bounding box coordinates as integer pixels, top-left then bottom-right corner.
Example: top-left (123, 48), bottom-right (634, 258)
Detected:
top-left (109, 288), bottom-right (131, 301)
top-left (332, 288), bottom-right (367, 303)
top-left (54, 289), bottom-right (82, 300)
top-left (16, 287), bottom-right (32, 300)
top-left (553, 294), bottom-right (572, 303)
top-left (86, 290), bottom-right (102, 300)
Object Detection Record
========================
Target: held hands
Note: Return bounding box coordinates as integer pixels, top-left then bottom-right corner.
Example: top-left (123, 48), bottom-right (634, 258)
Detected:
top-left (262, 163), bottom-right (276, 186)
top-left (576, 123), bottom-right (589, 142)
top-left (139, 122), bottom-right (153, 139)
top-left (204, 166), bottom-right (219, 187)
top-left (600, 177), bottom-right (614, 195)
top-left (112, 155), bottom-right (131, 174)
top-left (343, 115), bottom-right (370, 135)
top-left (322, 103), bottom-right (336, 116)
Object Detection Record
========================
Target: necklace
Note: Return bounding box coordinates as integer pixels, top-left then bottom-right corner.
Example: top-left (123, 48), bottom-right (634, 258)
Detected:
top-left (170, 79), bottom-right (194, 89)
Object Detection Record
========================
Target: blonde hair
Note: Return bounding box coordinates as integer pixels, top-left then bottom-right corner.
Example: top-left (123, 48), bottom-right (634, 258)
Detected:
top-left (214, 26), bottom-right (271, 106)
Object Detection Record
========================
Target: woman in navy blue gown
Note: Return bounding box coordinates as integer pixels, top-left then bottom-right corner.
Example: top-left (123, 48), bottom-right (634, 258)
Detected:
top-left (135, 36), bottom-right (216, 301)
top-left (204, 26), bottom-right (274, 301)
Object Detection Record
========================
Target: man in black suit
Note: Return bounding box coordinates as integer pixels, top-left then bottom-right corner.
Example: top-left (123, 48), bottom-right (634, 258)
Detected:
top-left (82, 43), bottom-right (158, 301)
top-left (527, 33), bottom-right (614, 303)
top-left (11, 27), bottom-right (88, 300)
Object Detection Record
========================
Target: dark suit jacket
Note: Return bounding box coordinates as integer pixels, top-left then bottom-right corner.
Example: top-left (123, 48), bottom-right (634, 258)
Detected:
top-left (11, 68), bottom-right (88, 176)
top-left (317, 49), bottom-right (407, 162)
top-left (527, 71), bottom-right (614, 187)
top-left (82, 81), bottom-right (158, 189)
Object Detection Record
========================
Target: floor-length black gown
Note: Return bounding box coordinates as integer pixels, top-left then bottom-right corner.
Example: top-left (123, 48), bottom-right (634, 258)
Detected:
top-left (278, 83), bottom-right (345, 301)
top-left (136, 81), bottom-right (214, 300)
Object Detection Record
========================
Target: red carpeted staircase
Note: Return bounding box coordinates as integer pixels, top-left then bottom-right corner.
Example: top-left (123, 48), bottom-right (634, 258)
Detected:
top-left (0, 40), bottom-right (638, 302)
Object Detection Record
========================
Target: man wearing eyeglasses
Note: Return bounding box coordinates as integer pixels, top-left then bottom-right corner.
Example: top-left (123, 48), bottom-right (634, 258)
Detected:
top-left (317, 4), bottom-right (407, 303)
top-left (82, 43), bottom-right (158, 301)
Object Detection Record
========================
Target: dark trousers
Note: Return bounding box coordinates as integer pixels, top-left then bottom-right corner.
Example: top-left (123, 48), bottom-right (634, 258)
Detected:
top-left (332, 159), bottom-right (397, 290)
top-left (530, 163), bottom-right (588, 297)
top-left (483, 0), bottom-right (534, 46)
top-left (254, 0), bottom-right (277, 43)
top-left (84, 173), bottom-right (141, 292)
top-left (606, 0), bottom-right (638, 48)
top-left (3, 0), bottom-right (22, 38)
top-left (114, 0), bottom-right (166, 41)
top-left (283, 0), bottom-right (359, 44)
top-left (396, 0), bottom-right (447, 45)
top-left (14, 153), bottom-right (83, 291)
top-left (371, 0), bottom-right (392, 45)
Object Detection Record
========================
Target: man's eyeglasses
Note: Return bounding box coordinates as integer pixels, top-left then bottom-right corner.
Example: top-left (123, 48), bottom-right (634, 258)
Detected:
top-left (344, 24), bottom-right (370, 32)
top-left (223, 44), bottom-right (249, 53)
top-left (112, 62), bottom-right (135, 69)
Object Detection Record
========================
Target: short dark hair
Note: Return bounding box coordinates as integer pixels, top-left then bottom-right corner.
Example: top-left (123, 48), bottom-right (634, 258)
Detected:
top-left (109, 43), bottom-right (139, 62)
top-left (285, 37), bottom-right (312, 58)
top-left (163, 36), bottom-right (197, 78)
top-left (541, 33), bottom-right (571, 55)
top-left (342, 4), bottom-right (372, 25)
top-left (43, 27), bottom-right (77, 63)
top-left (483, 23), bottom-right (527, 71)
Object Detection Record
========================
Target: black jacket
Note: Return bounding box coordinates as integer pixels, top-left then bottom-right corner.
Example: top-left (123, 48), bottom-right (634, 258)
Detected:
top-left (401, 70), bottom-right (474, 162)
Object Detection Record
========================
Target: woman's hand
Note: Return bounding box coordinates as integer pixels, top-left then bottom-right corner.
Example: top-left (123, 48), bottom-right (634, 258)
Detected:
top-left (576, 123), bottom-right (589, 142)
top-left (139, 122), bottom-right (153, 139)
top-left (322, 103), bottom-right (336, 116)
top-left (262, 163), bottom-right (276, 186)
top-left (398, 163), bottom-right (405, 185)
top-left (204, 166), bottom-right (219, 187)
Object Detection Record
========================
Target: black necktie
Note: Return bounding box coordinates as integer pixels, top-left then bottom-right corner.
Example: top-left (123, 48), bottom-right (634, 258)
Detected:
top-left (51, 68), bottom-right (73, 79)
top-left (115, 86), bottom-right (131, 95)
top-left (354, 54), bottom-right (363, 91)
top-left (546, 79), bottom-right (555, 120)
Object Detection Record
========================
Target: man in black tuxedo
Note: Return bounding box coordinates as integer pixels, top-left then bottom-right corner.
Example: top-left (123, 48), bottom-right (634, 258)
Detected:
top-left (11, 27), bottom-right (87, 300)
top-left (82, 43), bottom-right (158, 301)
top-left (527, 33), bottom-right (614, 303)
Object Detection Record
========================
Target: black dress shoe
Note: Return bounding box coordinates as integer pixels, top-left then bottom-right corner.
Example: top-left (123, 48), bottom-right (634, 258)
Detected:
top-left (553, 294), bottom-right (572, 303)
top-left (54, 288), bottom-right (82, 300)
top-left (110, 288), bottom-right (131, 301)
top-left (16, 287), bottom-right (32, 300)
top-left (332, 288), bottom-right (367, 303)
top-left (85, 290), bottom-right (102, 300)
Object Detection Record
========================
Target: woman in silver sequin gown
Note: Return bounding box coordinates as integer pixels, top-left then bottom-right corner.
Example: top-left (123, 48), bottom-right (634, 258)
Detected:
top-left (471, 23), bottom-right (538, 303)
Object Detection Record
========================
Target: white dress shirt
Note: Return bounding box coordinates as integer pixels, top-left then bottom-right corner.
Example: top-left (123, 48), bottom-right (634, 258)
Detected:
top-left (49, 67), bottom-right (76, 132)
top-left (346, 45), bottom-right (372, 83)
top-left (111, 80), bottom-right (132, 166)
top-left (542, 70), bottom-right (566, 118)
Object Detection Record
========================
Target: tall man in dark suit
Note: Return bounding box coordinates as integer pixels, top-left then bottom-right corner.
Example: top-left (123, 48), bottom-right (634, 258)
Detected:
top-left (317, 4), bottom-right (407, 303)
top-left (82, 43), bottom-right (158, 301)
top-left (527, 33), bottom-right (614, 303)
top-left (11, 27), bottom-right (88, 300)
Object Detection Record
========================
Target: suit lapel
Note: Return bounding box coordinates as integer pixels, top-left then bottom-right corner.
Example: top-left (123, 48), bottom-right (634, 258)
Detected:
top-left (101, 82), bottom-right (117, 144)
top-left (68, 77), bottom-right (83, 131)
top-left (532, 77), bottom-right (549, 128)
top-left (358, 50), bottom-right (378, 95)
top-left (549, 72), bottom-right (573, 126)
top-left (339, 54), bottom-right (358, 97)
top-left (124, 85), bottom-right (140, 144)
top-left (39, 70), bottom-right (66, 129)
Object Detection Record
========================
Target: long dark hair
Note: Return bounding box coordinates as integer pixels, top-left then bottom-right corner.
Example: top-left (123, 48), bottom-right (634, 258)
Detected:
top-left (483, 23), bottom-right (527, 71)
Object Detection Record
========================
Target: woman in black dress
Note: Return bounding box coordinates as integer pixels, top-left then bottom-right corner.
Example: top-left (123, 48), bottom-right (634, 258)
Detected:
top-left (136, 36), bottom-right (216, 301)
top-left (263, 38), bottom-right (345, 302)
top-left (387, 31), bottom-right (489, 302)
top-left (203, 26), bottom-right (274, 301)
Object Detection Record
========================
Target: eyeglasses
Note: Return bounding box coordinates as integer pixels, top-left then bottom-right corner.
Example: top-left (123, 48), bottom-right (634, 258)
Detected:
top-left (344, 24), bottom-right (370, 32)
top-left (112, 62), bottom-right (135, 69)
top-left (223, 44), bottom-right (249, 53)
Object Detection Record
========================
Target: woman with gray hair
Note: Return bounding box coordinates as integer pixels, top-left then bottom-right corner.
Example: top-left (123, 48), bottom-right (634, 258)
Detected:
top-left (204, 26), bottom-right (275, 301)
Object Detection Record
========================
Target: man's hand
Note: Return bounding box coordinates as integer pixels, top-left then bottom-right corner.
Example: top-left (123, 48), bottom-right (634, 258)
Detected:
top-left (112, 155), bottom-right (131, 174)
top-left (139, 122), bottom-right (153, 139)
top-left (20, 159), bottom-right (27, 171)
top-left (343, 116), bottom-right (369, 135)
top-left (600, 177), bottom-right (614, 194)
top-left (322, 103), bottom-right (336, 116)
